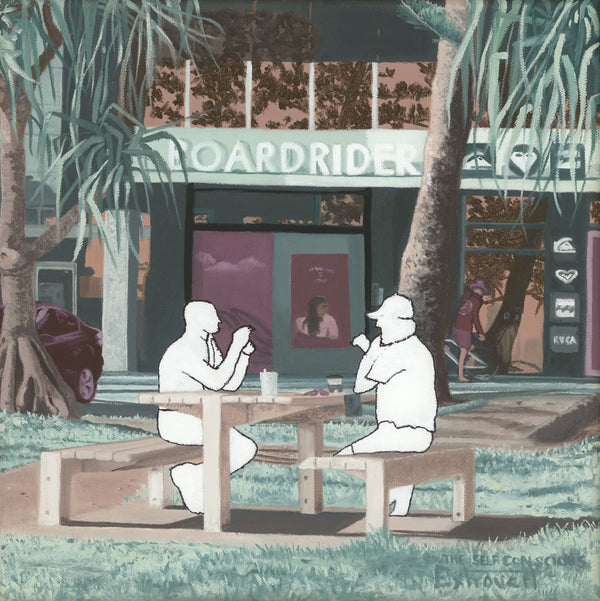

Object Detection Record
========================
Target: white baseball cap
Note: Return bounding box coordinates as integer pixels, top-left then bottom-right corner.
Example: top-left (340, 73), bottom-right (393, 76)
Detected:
top-left (367, 294), bottom-right (414, 320)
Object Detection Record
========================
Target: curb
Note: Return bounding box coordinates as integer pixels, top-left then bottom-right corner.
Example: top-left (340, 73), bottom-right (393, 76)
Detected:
top-left (528, 395), bottom-right (600, 442)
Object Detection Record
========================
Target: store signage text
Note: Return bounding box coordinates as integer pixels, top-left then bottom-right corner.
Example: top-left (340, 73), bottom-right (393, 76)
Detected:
top-left (167, 140), bottom-right (421, 177)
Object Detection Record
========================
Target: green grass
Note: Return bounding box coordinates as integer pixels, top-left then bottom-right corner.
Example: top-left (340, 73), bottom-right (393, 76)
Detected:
top-left (0, 524), bottom-right (597, 601)
top-left (0, 410), bottom-right (149, 472)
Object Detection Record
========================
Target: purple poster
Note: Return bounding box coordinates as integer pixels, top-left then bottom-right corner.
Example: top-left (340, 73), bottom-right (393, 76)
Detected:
top-left (192, 231), bottom-right (274, 371)
top-left (291, 254), bottom-right (351, 348)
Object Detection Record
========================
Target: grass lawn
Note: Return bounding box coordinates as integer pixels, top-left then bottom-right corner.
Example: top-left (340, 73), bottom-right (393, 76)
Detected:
top-left (0, 410), bottom-right (598, 601)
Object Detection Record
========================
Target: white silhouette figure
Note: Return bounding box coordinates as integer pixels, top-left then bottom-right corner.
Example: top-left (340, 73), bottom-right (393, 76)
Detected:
top-left (157, 301), bottom-right (257, 514)
top-left (337, 294), bottom-right (437, 516)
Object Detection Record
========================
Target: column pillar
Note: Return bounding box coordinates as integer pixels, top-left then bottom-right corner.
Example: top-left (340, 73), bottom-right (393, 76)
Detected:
top-left (102, 210), bottom-right (139, 371)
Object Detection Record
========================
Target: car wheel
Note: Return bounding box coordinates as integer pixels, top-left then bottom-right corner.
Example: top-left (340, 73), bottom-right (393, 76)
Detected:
top-left (77, 367), bottom-right (97, 403)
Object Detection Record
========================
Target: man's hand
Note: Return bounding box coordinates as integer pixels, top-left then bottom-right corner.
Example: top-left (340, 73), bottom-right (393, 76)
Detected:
top-left (232, 326), bottom-right (253, 349)
top-left (242, 342), bottom-right (255, 356)
top-left (352, 333), bottom-right (370, 353)
top-left (478, 333), bottom-right (485, 341)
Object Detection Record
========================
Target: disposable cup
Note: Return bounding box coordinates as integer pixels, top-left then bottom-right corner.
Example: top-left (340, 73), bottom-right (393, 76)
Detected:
top-left (260, 371), bottom-right (278, 396)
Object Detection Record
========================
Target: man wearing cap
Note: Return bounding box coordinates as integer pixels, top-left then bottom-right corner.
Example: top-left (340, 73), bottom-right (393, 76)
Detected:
top-left (451, 279), bottom-right (490, 382)
top-left (337, 293), bottom-right (437, 517)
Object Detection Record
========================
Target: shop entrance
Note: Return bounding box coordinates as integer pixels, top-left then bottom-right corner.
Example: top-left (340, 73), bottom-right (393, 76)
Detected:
top-left (191, 230), bottom-right (365, 375)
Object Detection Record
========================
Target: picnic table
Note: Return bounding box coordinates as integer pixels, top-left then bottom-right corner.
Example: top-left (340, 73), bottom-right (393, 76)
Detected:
top-left (136, 390), bottom-right (346, 532)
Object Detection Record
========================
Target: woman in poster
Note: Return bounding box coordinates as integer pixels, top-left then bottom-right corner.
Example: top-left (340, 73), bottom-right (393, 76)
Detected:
top-left (294, 296), bottom-right (339, 340)
top-left (451, 280), bottom-right (490, 382)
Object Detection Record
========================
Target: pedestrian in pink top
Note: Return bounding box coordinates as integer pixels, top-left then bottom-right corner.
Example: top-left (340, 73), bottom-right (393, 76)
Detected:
top-left (452, 280), bottom-right (490, 382)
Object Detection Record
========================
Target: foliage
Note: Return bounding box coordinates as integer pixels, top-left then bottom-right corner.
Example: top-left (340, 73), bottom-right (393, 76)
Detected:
top-left (0, 0), bottom-right (217, 257)
top-left (452, 0), bottom-right (599, 210)
top-left (1, 524), bottom-right (598, 600)
top-left (397, 0), bottom-right (464, 45)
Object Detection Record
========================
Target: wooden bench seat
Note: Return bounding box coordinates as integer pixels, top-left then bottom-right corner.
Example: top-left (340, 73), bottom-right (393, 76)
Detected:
top-left (38, 436), bottom-right (204, 526)
top-left (298, 447), bottom-right (475, 532)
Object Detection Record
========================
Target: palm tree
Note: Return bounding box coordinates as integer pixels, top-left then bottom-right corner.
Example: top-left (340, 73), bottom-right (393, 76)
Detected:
top-left (396, 0), bottom-right (599, 402)
top-left (0, 0), bottom-right (215, 417)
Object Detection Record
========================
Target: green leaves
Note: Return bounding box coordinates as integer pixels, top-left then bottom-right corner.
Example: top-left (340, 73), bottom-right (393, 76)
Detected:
top-left (396, 0), bottom-right (463, 46)
top-left (0, 0), bottom-right (217, 262)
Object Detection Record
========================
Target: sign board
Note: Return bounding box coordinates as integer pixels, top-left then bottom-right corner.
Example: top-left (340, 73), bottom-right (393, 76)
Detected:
top-left (550, 293), bottom-right (580, 322)
top-left (549, 326), bottom-right (580, 353)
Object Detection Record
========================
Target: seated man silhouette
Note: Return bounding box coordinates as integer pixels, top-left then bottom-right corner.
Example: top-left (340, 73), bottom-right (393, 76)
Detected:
top-left (157, 301), bottom-right (257, 514)
top-left (337, 294), bottom-right (437, 516)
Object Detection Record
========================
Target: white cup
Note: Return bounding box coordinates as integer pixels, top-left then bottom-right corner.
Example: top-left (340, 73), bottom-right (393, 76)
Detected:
top-left (260, 371), bottom-right (278, 396)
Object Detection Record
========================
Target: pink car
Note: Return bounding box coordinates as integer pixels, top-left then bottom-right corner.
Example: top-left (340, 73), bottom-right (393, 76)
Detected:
top-left (0, 302), bottom-right (103, 403)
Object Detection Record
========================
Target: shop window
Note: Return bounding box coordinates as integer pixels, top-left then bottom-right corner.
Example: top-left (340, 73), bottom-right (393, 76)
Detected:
top-left (145, 61), bottom-right (185, 127)
top-left (377, 62), bottom-right (433, 129)
top-left (145, 60), bottom-right (246, 128)
top-left (590, 200), bottom-right (600, 225)
top-left (252, 62), bottom-right (309, 129)
top-left (462, 194), bottom-right (546, 375)
top-left (315, 62), bottom-right (372, 130)
top-left (320, 194), bottom-right (364, 226)
top-left (464, 254), bottom-right (544, 374)
top-left (466, 228), bottom-right (544, 250)
top-left (466, 195), bottom-right (547, 223)
top-left (188, 61), bottom-right (246, 128)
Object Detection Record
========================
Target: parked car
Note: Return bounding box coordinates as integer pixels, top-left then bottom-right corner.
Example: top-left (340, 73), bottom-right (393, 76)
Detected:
top-left (0, 302), bottom-right (103, 403)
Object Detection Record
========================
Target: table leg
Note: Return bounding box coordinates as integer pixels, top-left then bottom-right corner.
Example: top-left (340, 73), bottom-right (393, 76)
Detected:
top-left (202, 398), bottom-right (231, 532)
top-left (298, 421), bottom-right (324, 514)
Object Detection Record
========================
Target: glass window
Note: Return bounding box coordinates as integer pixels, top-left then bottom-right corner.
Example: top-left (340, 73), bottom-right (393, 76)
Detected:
top-left (466, 195), bottom-right (547, 223)
top-left (377, 62), bottom-right (433, 129)
top-left (320, 194), bottom-right (364, 226)
top-left (466, 228), bottom-right (544, 250)
top-left (145, 60), bottom-right (185, 127)
top-left (252, 62), bottom-right (309, 129)
top-left (463, 253), bottom-right (544, 374)
top-left (315, 62), bottom-right (372, 130)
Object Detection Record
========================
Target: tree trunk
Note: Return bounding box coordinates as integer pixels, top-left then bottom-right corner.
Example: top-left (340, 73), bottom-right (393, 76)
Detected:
top-left (0, 94), bottom-right (80, 418)
top-left (398, 0), bottom-right (471, 405)
top-left (485, 201), bottom-right (547, 374)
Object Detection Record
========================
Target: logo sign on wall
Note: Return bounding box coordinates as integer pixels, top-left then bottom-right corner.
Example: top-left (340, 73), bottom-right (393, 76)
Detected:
top-left (550, 326), bottom-right (579, 353)
top-left (552, 237), bottom-right (577, 254)
top-left (550, 293), bottom-right (580, 322)
top-left (555, 269), bottom-right (579, 285)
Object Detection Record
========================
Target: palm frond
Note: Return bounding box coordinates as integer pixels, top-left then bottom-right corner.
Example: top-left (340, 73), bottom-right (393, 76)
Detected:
top-left (397, 0), bottom-right (463, 45)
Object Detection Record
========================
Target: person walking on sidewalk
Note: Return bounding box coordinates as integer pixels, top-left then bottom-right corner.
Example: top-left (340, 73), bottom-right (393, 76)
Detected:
top-left (336, 294), bottom-right (437, 517)
top-left (451, 280), bottom-right (490, 382)
top-left (157, 301), bottom-right (257, 514)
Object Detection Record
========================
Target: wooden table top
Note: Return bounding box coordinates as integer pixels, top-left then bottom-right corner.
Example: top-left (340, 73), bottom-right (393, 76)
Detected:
top-left (137, 390), bottom-right (347, 425)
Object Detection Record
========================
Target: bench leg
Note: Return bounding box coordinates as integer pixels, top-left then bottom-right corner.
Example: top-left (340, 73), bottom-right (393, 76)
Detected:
top-left (38, 453), bottom-right (82, 526)
top-left (452, 455), bottom-right (475, 521)
top-left (298, 421), bottom-right (324, 514)
top-left (365, 460), bottom-right (388, 532)
top-left (147, 466), bottom-right (174, 508)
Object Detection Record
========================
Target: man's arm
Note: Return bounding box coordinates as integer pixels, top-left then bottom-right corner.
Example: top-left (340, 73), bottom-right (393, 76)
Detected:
top-left (223, 343), bottom-right (254, 391)
top-left (353, 339), bottom-right (378, 394)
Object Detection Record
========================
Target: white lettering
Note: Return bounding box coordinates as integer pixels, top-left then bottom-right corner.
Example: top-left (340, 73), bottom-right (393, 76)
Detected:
top-left (280, 142), bottom-right (306, 173)
top-left (331, 144), bottom-right (343, 175)
top-left (224, 141), bottom-right (255, 173)
top-left (191, 141), bottom-right (224, 172)
top-left (346, 143), bottom-right (370, 175)
top-left (168, 139), bottom-right (189, 170)
top-left (255, 142), bottom-right (277, 173)
top-left (373, 143), bottom-right (396, 176)
top-left (310, 142), bottom-right (330, 175)
top-left (395, 144), bottom-right (421, 176)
